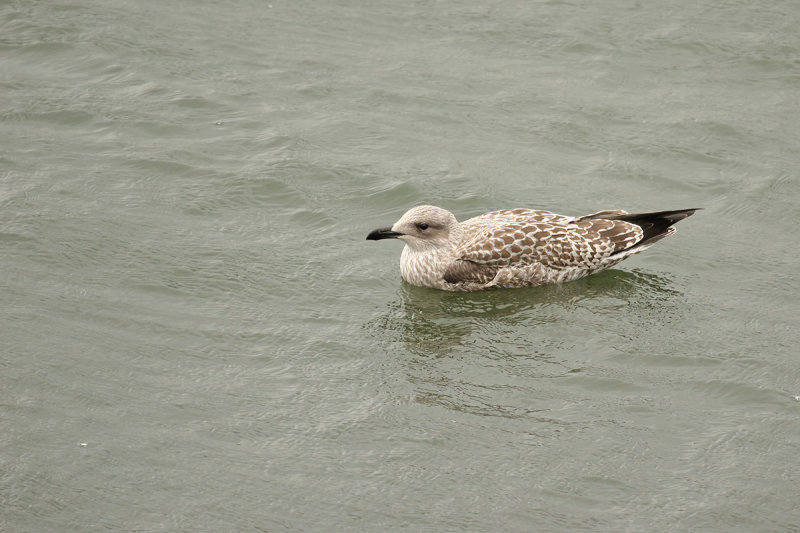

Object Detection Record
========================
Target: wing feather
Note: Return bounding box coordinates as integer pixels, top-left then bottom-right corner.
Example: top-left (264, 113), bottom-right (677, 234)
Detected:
top-left (450, 213), bottom-right (644, 281)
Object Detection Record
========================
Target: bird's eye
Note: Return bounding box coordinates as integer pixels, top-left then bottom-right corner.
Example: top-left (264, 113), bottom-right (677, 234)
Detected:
top-left (417, 223), bottom-right (429, 230)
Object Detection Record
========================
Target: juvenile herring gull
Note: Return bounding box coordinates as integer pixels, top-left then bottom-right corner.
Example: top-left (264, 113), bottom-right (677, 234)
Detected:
top-left (366, 205), bottom-right (698, 291)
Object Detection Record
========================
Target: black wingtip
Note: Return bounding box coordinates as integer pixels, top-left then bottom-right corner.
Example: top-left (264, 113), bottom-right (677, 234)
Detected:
top-left (604, 208), bottom-right (700, 254)
top-left (659, 208), bottom-right (701, 224)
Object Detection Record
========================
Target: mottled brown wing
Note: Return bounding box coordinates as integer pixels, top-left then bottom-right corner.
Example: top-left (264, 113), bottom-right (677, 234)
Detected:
top-left (442, 259), bottom-right (500, 285)
top-left (442, 210), bottom-right (568, 284)
top-left (443, 218), bottom-right (643, 284)
top-left (461, 208), bottom-right (573, 227)
top-left (570, 219), bottom-right (643, 256)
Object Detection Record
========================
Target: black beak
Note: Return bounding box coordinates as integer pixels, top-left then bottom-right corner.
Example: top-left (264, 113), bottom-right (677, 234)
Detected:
top-left (366, 227), bottom-right (404, 241)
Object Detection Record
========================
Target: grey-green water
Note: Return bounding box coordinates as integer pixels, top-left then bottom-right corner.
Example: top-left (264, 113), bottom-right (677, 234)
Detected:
top-left (2, 1), bottom-right (799, 531)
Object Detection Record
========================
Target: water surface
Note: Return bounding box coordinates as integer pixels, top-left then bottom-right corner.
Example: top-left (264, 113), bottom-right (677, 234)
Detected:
top-left (2, 1), bottom-right (799, 531)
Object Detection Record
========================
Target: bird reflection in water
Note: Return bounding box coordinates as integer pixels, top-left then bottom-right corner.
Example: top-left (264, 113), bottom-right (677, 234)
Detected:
top-left (364, 268), bottom-right (684, 420)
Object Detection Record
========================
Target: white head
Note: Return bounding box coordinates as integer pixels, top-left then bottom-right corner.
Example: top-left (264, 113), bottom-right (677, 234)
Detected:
top-left (366, 205), bottom-right (460, 251)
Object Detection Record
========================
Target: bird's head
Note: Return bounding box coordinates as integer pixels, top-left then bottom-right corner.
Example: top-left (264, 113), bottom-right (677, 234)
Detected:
top-left (366, 205), bottom-right (460, 251)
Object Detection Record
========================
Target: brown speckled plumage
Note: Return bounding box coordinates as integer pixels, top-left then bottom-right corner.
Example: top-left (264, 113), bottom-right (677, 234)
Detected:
top-left (366, 205), bottom-right (697, 291)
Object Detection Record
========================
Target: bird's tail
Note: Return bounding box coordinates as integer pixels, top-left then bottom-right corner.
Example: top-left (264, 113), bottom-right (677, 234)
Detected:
top-left (583, 208), bottom-right (700, 251)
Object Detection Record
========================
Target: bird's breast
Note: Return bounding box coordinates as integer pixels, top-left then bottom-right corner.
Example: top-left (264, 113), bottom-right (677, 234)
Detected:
top-left (400, 246), bottom-right (453, 289)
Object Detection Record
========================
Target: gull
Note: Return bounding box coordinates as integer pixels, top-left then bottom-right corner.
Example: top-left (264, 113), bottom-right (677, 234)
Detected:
top-left (366, 205), bottom-right (698, 291)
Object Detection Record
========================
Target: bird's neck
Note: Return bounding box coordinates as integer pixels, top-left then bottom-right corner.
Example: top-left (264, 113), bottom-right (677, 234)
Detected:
top-left (399, 240), bottom-right (457, 289)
